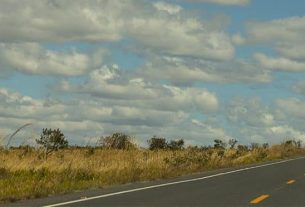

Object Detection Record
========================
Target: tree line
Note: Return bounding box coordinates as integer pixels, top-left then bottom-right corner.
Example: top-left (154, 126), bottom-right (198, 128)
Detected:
top-left (29, 128), bottom-right (301, 158)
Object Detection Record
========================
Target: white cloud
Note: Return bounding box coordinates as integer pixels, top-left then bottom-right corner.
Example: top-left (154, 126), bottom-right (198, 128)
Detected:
top-left (187, 0), bottom-right (250, 6)
top-left (138, 55), bottom-right (271, 84)
top-left (232, 33), bottom-right (245, 45)
top-left (254, 53), bottom-right (305, 72)
top-left (267, 125), bottom-right (305, 142)
top-left (60, 65), bottom-right (219, 113)
top-left (153, 2), bottom-right (182, 14)
top-left (3, 86), bottom-right (305, 146)
top-left (276, 43), bottom-right (305, 60)
top-left (293, 81), bottom-right (305, 95)
top-left (224, 97), bottom-right (305, 144)
top-left (128, 16), bottom-right (234, 60)
top-left (0, 87), bottom-right (223, 146)
top-left (276, 98), bottom-right (305, 119)
top-left (226, 97), bottom-right (275, 127)
top-left (0, 87), bottom-right (188, 128)
top-left (0, 0), bottom-right (125, 42)
top-left (0, 0), bottom-right (234, 61)
top-left (162, 85), bottom-right (219, 112)
top-left (245, 16), bottom-right (305, 44)
top-left (3, 0), bottom-right (305, 147)
top-left (0, 43), bottom-right (108, 76)
top-left (241, 16), bottom-right (305, 71)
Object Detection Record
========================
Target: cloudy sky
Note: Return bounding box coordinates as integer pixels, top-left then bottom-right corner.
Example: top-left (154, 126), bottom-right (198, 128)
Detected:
top-left (1, 0), bottom-right (305, 146)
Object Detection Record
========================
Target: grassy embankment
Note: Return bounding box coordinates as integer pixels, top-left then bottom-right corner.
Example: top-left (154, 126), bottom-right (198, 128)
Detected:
top-left (1, 143), bottom-right (305, 203)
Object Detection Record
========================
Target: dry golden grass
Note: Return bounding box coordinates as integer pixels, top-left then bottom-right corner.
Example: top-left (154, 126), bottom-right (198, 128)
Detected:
top-left (0, 132), bottom-right (6, 146)
top-left (0, 143), bottom-right (305, 203)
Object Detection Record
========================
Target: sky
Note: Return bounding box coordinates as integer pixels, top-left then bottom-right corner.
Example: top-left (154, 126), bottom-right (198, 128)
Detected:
top-left (1, 0), bottom-right (305, 147)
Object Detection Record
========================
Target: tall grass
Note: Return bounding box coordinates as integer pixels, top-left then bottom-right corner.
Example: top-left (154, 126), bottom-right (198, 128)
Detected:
top-left (0, 143), bottom-right (305, 203)
top-left (0, 131), bottom-right (7, 146)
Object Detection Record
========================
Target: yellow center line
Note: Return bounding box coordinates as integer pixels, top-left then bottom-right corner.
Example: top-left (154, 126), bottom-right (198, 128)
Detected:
top-left (287, 179), bottom-right (296, 184)
top-left (250, 194), bottom-right (269, 204)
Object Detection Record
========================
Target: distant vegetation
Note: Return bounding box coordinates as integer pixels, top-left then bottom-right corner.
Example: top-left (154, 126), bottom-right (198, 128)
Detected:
top-left (100, 132), bottom-right (137, 150)
top-left (0, 128), bottom-right (305, 203)
top-left (147, 136), bottom-right (184, 150)
top-left (36, 128), bottom-right (68, 159)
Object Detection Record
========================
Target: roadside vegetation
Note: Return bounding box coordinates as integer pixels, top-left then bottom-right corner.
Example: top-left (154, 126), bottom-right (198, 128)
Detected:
top-left (1, 128), bottom-right (305, 203)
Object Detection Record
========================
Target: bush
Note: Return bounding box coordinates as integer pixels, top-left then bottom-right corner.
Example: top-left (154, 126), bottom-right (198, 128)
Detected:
top-left (148, 136), bottom-right (167, 150)
top-left (250, 143), bottom-right (260, 150)
top-left (213, 139), bottom-right (226, 149)
top-left (284, 139), bottom-right (302, 148)
top-left (167, 139), bottom-right (184, 150)
top-left (262, 143), bottom-right (269, 149)
top-left (237, 144), bottom-right (249, 152)
top-left (36, 128), bottom-right (68, 159)
top-left (100, 133), bottom-right (137, 150)
top-left (228, 139), bottom-right (238, 149)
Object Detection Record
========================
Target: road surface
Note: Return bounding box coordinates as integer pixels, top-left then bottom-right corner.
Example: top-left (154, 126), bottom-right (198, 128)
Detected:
top-left (5, 156), bottom-right (305, 207)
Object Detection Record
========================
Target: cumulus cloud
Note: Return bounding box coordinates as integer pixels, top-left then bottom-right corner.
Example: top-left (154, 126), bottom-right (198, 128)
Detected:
top-left (0, 0), bottom-right (125, 42)
top-left (226, 97), bottom-right (275, 127)
top-left (230, 16), bottom-right (305, 73)
top-left (138, 56), bottom-right (271, 84)
top-left (60, 65), bottom-right (219, 113)
top-left (292, 81), bottom-right (305, 95)
top-left (187, 0), bottom-right (250, 6)
top-left (224, 97), bottom-right (305, 143)
top-left (2, 0), bottom-right (305, 146)
top-left (153, 1), bottom-right (182, 14)
top-left (267, 125), bottom-right (305, 142)
top-left (0, 0), bottom-right (234, 61)
top-left (254, 53), bottom-right (305, 72)
top-left (0, 87), bottom-right (188, 128)
top-left (0, 43), bottom-right (108, 76)
top-left (241, 16), bottom-right (305, 71)
top-left (244, 16), bottom-right (305, 44)
top-left (276, 43), bottom-right (305, 60)
top-left (276, 98), bottom-right (305, 119)
top-left (231, 33), bottom-right (246, 45)
top-left (0, 87), bottom-right (187, 130)
top-left (3, 86), bottom-right (305, 146)
top-left (127, 16), bottom-right (234, 60)
top-left (0, 87), bottom-right (224, 146)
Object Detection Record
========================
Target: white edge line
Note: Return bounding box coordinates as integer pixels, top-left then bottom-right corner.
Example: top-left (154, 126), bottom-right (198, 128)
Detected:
top-left (43, 156), bottom-right (305, 207)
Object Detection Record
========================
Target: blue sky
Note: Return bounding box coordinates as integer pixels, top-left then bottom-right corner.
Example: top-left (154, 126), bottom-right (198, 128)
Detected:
top-left (1, 0), bottom-right (305, 146)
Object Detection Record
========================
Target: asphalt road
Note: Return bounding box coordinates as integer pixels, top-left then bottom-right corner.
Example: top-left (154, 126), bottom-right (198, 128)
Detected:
top-left (5, 156), bottom-right (305, 207)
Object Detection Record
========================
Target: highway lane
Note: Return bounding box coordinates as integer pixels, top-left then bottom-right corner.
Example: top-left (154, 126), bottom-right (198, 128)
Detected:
top-left (5, 156), bottom-right (305, 207)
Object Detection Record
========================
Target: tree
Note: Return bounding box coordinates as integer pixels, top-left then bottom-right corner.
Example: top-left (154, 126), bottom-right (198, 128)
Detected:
top-left (250, 143), bottom-right (260, 150)
top-left (168, 139), bottom-right (184, 150)
top-left (100, 132), bottom-right (137, 150)
top-left (297, 140), bottom-right (302, 148)
top-left (284, 139), bottom-right (302, 148)
top-left (237, 144), bottom-right (249, 152)
top-left (213, 139), bottom-right (226, 149)
top-left (262, 143), bottom-right (269, 149)
top-left (228, 139), bottom-right (238, 149)
top-left (148, 136), bottom-right (167, 150)
top-left (36, 128), bottom-right (68, 159)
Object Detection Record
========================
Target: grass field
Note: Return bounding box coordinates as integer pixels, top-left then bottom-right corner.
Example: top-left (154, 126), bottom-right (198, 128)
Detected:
top-left (1, 142), bottom-right (305, 203)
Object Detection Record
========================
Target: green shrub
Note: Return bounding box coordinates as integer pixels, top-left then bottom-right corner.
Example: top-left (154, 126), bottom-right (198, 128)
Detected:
top-left (148, 136), bottom-right (167, 150)
top-left (167, 139), bottom-right (184, 150)
top-left (36, 128), bottom-right (68, 159)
